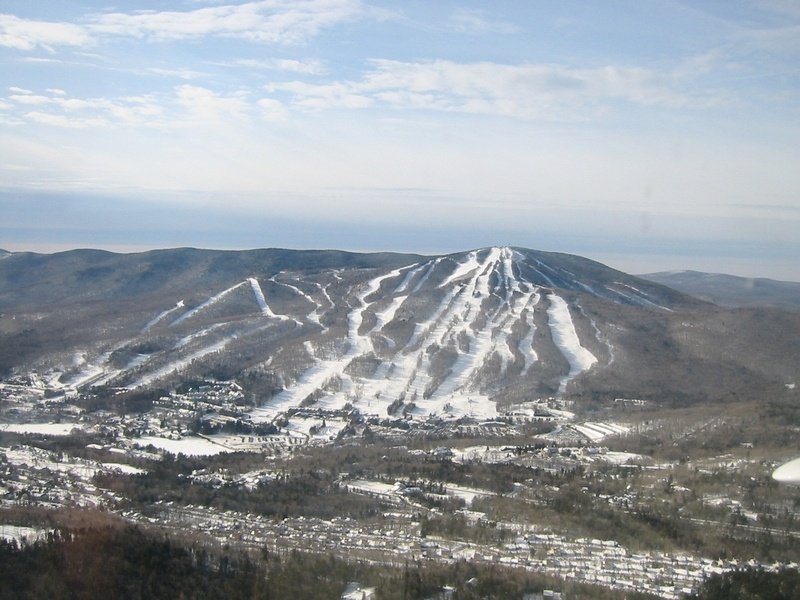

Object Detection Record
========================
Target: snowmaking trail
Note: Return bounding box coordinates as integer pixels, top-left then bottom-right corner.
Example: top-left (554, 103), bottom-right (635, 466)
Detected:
top-left (251, 265), bottom-right (410, 420)
top-left (546, 293), bottom-right (598, 395)
top-left (248, 247), bottom-right (608, 423)
top-left (171, 281), bottom-right (248, 326)
top-left (248, 278), bottom-right (269, 314)
top-left (143, 301), bottom-right (185, 331)
top-left (519, 293), bottom-right (540, 375)
top-left (269, 276), bottom-right (325, 327)
top-left (250, 277), bottom-right (299, 324)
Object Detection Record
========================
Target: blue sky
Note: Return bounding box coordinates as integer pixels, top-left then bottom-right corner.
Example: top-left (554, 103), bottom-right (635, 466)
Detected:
top-left (1, 1), bottom-right (799, 280)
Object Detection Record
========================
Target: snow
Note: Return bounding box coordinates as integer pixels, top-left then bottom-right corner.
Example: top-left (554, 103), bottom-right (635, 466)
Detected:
top-left (601, 451), bottom-right (644, 465)
top-left (610, 282), bottom-right (670, 310)
top-left (248, 277), bottom-right (269, 313)
top-left (393, 263), bottom-right (423, 294)
top-left (134, 435), bottom-right (233, 456)
top-left (130, 333), bottom-right (237, 388)
top-left (245, 247), bottom-right (608, 426)
top-left (271, 276), bottom-right (324, 326)
top-left (100, 462), bottom-right (147, 474)
top-left (572, 422), bottom-right (628, 442)
top-left (0, 525), bottom-right (49, 544)
top-left (445, 483), bottom-right (493, 507)
top-left (342, 582), bottom-right (376, 600)
top-left (60, 362), bottom-right (107, 391)
top-left (143, 300), bottom-right (185, 331)
top-left (252, 265), bottom-right (409, 420)
top-left (412, 258), bottom-right (441, 292)
top-left (171, 281), bottom-right (247, 326)
top-left (438, 251), bottom-right (481, 288)
top-left (546, 294), bottom-right (597, 395)
top-left (344, 480), bottom-right (401, 497)
top-left (251, 277), bottom-right (297, 323)
top-left (451, 445), bottom-right (517, 464)
top-left (519, 298), bottom-right (540, 375)
top-left (0, 423), bottom-right (85, 436)
top-left (252, 248), bottom-right (586, 423)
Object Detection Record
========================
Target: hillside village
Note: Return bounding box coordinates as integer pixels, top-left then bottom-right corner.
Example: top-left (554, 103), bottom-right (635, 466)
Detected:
top-left (2, 373), bottom-right (800, 599)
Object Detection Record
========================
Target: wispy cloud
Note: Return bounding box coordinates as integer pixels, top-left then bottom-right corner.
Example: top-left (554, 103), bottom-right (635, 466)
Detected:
top-left (2, 0), bottom-right (361, 52)
top-left (89, 0), bottom-right (362, 44)
top-left (25, 111), bottom-right (108, 129)
top-left (147, 67), bottom-right (206, 80)
top-left (742, 22), bottom-right (800, 55)
top-left (449, 9), bottom-right (519, 35)
top-left (4, 88), bottom-right (166, 128)
top-left (267, 59), bottom-right (711, 120)
top-left (3, 84), bottom-right (274, 129)
top-left (0, 14), bottom-right (92, 51)
top-left (235, 57), bottom-right (326, 74)
top-left (174, 85), bottom-right (249, 121)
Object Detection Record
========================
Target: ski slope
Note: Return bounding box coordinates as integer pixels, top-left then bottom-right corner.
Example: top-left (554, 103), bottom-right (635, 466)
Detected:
top-left (250, 247), bottom-right (607, 423)
top-left (57, 246), bottom-right (622, 420)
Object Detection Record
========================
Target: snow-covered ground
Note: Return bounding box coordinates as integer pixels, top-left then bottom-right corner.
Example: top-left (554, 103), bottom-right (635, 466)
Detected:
top-left (0, 423), bottom-right (86, 436)
top-left (171, 281), bottom-right (248, 326)
top-left (0, 525), bottom-right (50, 544)
top-left (143, 300), bottom-right (185, 331)
top-left (572, 422), bottom-right (628, 442)
top-left (250, 247), bottom-right (612, 426)
top-left (546, 294), bottom-right (598, 395)
top-left (133, 435), bottom-right (233, 456)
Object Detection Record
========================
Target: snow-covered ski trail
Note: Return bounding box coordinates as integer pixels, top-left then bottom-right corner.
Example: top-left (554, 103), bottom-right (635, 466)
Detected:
top-left (270, 274), bottom-right (332, 327)
top-left (143, 301), bottom-right (185, 331)
top-left (171, 281), bottom-right (247, 326)
top-left (393, 263), bottom-right (423, 294)
top-left (519, 293), bottom-right (540, 375)
top-left (546, 294), bottom-right (597, 395)
top-left (412, 258), bottom-right (441, 293)
top-left (249, 247), bottom-right (606, 423)
top-left (431, 248), bottom-right (530, 399)
top-left (252, 266), bottom-right (408, 420)
top-left (248, 278), bottom-right (269, 314)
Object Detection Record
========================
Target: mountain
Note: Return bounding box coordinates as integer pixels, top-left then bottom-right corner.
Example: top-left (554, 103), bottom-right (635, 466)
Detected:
top-left (0, 246), bottom-right (797, 422)
top-left (640, 270), bottom-right (800, 311)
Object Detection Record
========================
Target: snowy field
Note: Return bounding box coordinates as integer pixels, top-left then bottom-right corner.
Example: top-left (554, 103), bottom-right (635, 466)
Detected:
top-left (133, 435), bottom-right (233, 456)
top-left (0, 525), bottom-right (50, 544)
top-left (0, 423), bottom-right (85, 436)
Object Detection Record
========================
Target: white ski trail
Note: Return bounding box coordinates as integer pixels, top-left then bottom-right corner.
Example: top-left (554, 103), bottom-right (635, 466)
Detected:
top-left (253, 266), bottom-right (407, 419)
top-left (412, 258), bottom-right (441, 293)
top-left (270, 275), bottom-right (327, 326)
top-left (438, 251), bottom-right (481, 288)
top-left (171, 281), bottom-right (247, 326)
top-left (393, 263), bottom-right (423, 294)
top-left (546, 294), bottom-right (597, 395)
top-left (248, 278), bottom-right (269, 313)
top-left (144, 300), bottom-right (185, 331)
top-left (519, 293), bottom-right (540, 375)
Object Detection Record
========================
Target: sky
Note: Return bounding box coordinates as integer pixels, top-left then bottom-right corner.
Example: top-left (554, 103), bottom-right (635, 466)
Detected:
top-left (1, 1), bottom-right (799, 280)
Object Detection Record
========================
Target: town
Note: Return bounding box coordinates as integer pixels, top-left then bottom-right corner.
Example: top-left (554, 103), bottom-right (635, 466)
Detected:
top-left (2, 374), bottom-right (799, 599)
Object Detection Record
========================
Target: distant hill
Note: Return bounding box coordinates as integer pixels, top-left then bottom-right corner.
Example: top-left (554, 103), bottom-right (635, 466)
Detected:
top-left (0, 246), bottom-right (797, 414)
top-left (640, 270), bottom-right (800, 311)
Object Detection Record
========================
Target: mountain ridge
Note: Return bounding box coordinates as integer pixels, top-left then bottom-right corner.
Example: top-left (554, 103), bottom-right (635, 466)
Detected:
top-left (640, 270), bottom-right (800, 311)
top-left (0, 246), bottom-right (797, 424)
